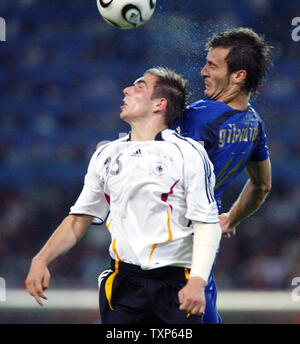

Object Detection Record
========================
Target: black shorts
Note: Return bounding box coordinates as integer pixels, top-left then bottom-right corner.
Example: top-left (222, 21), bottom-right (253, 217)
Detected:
top-left (99, 259), bottom-right (203, 324)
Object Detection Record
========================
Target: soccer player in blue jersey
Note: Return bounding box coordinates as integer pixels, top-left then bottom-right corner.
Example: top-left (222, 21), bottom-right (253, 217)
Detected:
top-left (175, 28), bottom-right (273, 323)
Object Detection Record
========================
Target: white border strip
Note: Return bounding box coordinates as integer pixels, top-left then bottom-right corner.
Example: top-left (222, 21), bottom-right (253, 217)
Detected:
top-left (1, 289), bottom-right (299, 311)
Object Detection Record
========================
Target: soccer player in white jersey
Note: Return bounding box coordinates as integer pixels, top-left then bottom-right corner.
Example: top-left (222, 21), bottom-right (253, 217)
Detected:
top-left (25, 67), bottom-right (222, 324)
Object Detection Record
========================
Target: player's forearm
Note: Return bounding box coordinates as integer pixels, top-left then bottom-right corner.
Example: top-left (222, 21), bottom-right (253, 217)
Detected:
top-left (33, 215), bottom-right (92, 266)
top-left (190, 221), bottom-right (222, 283)
top-left (228, 179), bottom-right (271, 227)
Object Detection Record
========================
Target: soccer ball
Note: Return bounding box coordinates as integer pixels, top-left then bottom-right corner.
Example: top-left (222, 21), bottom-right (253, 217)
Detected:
top-left (97, 0), bottom-right (156, 29)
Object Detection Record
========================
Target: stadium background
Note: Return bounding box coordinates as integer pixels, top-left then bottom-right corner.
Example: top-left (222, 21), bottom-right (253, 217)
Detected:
top-left (0, 0), bottom-right (300, 323)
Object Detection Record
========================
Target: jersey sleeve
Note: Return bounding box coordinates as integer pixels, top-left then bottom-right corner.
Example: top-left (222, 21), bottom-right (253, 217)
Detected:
top-left (69, 150), bottom-right (109, 223)
top-left (250, 120), bottom-right (270, 162)
top-left (183, 141), bottom-right (219, 223)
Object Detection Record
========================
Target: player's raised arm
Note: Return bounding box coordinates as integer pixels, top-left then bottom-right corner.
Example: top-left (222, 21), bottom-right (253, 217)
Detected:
top-left (25, 214), bottom-right (93, 306)
top-left (220, 157), bottom-right (272, 235)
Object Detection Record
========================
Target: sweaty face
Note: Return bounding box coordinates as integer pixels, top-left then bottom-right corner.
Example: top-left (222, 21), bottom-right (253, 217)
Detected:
top-left (120, 73), bottom-right (158, 123)
top-left (201, 47), bottom-right (232, 101)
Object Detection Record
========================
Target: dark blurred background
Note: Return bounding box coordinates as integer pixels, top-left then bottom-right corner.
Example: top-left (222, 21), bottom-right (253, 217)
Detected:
top-left (0, 0), bottom-right (300, 307)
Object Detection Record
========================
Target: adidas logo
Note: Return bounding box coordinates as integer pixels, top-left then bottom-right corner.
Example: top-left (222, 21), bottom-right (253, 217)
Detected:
top-left (131, 148), bottom-right (142, 157)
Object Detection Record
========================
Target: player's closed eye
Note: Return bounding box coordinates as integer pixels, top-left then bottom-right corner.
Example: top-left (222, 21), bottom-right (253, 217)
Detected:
top-left (207, 62), bottom-right (217, 68)
top-left (135, 83), bottom-right (145, 90)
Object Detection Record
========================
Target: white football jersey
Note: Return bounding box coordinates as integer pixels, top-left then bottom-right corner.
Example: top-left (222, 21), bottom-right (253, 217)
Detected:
top-left (70, 129), bottom-right (218, 270)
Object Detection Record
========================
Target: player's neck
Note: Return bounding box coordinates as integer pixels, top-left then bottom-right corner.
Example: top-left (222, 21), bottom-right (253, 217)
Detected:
top-left (130, 122), bottom-right (168, 141)
top-left (219, 91), bottom-right (250, 111)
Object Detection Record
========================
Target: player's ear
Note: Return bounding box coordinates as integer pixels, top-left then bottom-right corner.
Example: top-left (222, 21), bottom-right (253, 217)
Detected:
top-left (153, 98), bottom-right (168, 113)
top-left (232, 69), bottom-right (247, 85)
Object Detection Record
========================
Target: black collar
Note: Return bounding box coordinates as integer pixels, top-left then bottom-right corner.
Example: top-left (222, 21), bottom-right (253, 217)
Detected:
top-left (126, 129), bottom-right (167, 142)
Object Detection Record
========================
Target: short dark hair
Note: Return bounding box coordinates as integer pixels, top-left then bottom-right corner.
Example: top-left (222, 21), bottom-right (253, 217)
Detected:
top-left (144, 67), bottom-right (190, 128)
top-left (206, 28), bottom-right (273, 95)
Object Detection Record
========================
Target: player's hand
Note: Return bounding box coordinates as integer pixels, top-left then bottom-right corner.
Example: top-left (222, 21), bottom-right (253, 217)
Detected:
top-left (25, 257), bottom-right (51, 306)
top-left (219, 212), bottom-right (236, 238)
top-left (178, 277), bottom-right (206, 316)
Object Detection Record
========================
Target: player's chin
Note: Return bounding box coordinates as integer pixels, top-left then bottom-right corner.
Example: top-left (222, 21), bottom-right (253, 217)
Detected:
top-left (120, 108), bottom-right (126, 118)
top-left (203, 84), bottom-right (209, 94)
top-left (120, 109), bottom-right (129, 122)
top-left (204, 88), bottom-right (215, 100)
top-left (204, 89), bottom-right (211, 98)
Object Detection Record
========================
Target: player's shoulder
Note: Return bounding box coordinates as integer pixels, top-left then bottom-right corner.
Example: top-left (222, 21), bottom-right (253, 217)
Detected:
top-left (94, 134), bottom-right (130, 159)
top-left (247, 105), bottom-right (265, 124)
top-left (162, 129), bottom-right (206, 155)
top-left (187, 99), bottom-right (229, 111)
top-left (186, 99), bottom-right (233, 122)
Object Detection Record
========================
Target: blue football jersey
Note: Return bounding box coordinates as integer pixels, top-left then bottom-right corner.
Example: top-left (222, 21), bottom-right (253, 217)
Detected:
top-left (175, 99), bottom-right (269, 209)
